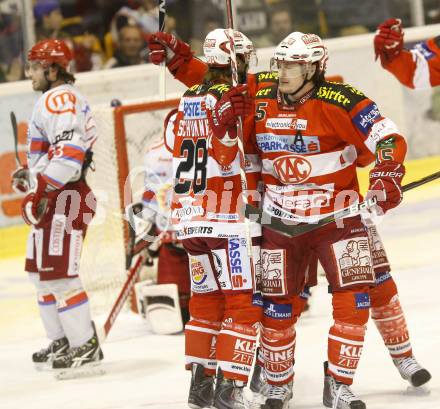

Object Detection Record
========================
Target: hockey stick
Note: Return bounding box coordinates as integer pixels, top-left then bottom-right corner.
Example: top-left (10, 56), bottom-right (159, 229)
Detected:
top-left (158, 0), bottom-right (166, 100)
top-left (245, 170), bottom-right (440, 238)
top-left (10, 111), bottom-right (22, 167)
top-left (225, 0), bottom-right (254, 255)
top-left (99, 253), bottom-right (146, 342)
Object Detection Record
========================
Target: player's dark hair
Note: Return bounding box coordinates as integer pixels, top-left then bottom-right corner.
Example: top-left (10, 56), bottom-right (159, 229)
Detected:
top-left (203, 66), bottom-right (232, 85)
top-left (54, 64), bottom-right (76, 84)
top-left (312, 63), bottom-right (326, 85)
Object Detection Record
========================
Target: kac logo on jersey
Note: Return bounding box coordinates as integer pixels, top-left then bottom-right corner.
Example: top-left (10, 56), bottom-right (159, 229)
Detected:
top-left (273, 155), bottom-right (312, 184)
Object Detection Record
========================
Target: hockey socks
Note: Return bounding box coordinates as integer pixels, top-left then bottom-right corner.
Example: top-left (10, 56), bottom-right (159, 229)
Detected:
top-left (327, 321), bottom-right (366, 385)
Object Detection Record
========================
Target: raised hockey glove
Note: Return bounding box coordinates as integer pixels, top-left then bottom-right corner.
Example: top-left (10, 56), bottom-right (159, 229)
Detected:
top-left (209, 84), bottom-right (252, 141)
top-left (374, 18), bottom-right (404, 63)
top-left (366, 161), bottom-right (405, 214)
top-left (147, 32), bottom-right (192, 72)
top-left (11, 165), bottom-right (30, 193)
top-left (21, 174), bottom-right (52, 226)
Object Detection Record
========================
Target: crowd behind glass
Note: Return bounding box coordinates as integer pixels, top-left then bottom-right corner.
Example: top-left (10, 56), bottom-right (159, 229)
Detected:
top-left (1, 0), bottom-right (439, 83)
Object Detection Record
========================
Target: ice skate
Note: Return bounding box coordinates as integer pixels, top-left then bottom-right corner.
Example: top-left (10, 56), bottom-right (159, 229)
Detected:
top-left (249, 362), bottom-right (269, 408)
top-left (188, 363), bottom-right (214, 408)
top-left (393, 356), bottom-right (432, 387)
top-left (32, 336), bottom-right (69, 371)
top-left (214, 375), bottom-right (247, 409)
top-left (323, 362), bottom-right (366, 409)
top-left (53, 331), bottom-right (104, 380)
top-left (261, 381), bottom-right (293, 409)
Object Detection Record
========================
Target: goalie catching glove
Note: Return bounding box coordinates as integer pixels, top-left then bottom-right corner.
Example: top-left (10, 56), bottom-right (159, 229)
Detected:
top-left (208, 84), bottom-right (252, 142)
top-left (366, 160), bottom-right (405, 214)
top-left (147, 32), bottom-right (193, 73)
top-left (374, 18), bottom-right (404, 63)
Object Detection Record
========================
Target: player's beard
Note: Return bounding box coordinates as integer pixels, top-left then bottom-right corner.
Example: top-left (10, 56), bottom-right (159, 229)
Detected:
top-left (32, 76), bottom-right (50, 92)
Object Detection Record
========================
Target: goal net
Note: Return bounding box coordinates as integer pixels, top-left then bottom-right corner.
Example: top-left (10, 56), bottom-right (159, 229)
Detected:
top-left (80, 97), bottom-right (180, 315)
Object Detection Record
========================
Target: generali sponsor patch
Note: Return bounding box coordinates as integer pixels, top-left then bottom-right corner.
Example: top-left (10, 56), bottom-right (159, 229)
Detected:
top-left (333, 238), bottom-right (375, 287)
top-left (260, 249), bottom-right (287, 295)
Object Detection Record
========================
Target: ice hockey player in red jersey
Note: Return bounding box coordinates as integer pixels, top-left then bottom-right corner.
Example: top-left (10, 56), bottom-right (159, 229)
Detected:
top-left (374, 18), bottom-right (440, 88)
top-left (11, 39), bottom-right (103, 377)
top-left (165, 29), bottom-right (261, 409)
top-left (212, 31), bottom-right (410, 409)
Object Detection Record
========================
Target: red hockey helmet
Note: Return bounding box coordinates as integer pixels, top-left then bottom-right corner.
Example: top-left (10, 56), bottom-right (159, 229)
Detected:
top-left (27, 39), bottom-right (73, 69)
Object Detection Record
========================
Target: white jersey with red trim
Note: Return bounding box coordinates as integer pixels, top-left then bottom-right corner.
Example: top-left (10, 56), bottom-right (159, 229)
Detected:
top-left (26, 83), bottom-right (97, 189)
top-left (142, 136), bottom-right (174, 234)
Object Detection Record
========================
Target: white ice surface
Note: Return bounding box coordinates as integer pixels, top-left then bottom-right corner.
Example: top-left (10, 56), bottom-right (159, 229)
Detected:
top-left (1, 186), bottom-right (439, 409)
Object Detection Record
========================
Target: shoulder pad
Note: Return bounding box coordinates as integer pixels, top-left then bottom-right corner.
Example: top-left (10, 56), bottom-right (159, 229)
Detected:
top-left (255, 85), bottom-right (277, 100)
top-left (313, 81), bottom-right (367, 111)
top-left (207, 83), bottom-right (232, 99)
top-left (255, 71), bottom-right (279, 84)
top-left (184, 83), bottom-right (209, 97)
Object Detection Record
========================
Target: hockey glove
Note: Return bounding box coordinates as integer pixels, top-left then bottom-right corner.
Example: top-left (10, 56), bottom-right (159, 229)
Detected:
top-left (374, 18), bottom-right (404, 63)
top-left (366, 161), bottom-right (405, 214)
top-left (11, 165), bottom-right (30, 193)
top-left (208, 84), bottom-right (252, 141)
top-left (147, 32), bottom-right (192, 72)
top-left (21, 174), bottom-right (52, 226)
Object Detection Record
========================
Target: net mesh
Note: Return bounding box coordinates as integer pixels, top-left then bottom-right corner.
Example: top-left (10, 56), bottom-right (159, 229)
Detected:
top-left (79, 99), bottom-right (178, 315)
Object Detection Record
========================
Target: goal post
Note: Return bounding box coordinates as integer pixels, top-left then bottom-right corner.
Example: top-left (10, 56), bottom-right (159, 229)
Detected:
top-left (80, 97), bottom-right (180, 320)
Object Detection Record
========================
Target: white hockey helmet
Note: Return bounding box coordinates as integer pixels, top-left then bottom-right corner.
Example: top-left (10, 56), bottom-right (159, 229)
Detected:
top-left (203, 28), bottom-right (256, 67)
top-left (271, 32), bottom-right (328, 74)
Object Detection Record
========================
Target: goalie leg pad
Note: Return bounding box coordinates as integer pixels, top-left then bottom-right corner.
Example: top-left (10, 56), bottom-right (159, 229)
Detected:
top-left (135, 282), bottom-right (183, 334)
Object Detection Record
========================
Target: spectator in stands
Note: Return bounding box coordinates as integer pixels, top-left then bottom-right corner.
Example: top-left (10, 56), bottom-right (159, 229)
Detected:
top-left (0, 1), bottom-right (24, 82)
top-left (63, 16), bottom-right (104, 72)
top-left (34, 0), bottom-right (70, 41)
top-left (104, 24), bottom-right (147, 69)
top-left (254, 2), bottom-right (294, 48)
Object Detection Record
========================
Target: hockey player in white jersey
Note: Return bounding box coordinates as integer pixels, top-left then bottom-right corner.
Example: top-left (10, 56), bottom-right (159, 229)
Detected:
top-left (11, 39), bottom-right (103, 377)
top-left (131, 108), bottom-right (191, 333)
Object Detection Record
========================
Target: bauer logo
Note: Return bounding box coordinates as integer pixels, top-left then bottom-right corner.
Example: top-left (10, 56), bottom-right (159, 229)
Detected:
top-left (183, 97), bottom-right (206, 119)
top-left (354, 293), bottom-right (370, 309)
top-left (353, 103), bottom-right (381, 134)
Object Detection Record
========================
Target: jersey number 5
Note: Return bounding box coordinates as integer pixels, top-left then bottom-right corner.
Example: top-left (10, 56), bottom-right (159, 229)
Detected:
top-left (175, 139), bottom-right (208, 194)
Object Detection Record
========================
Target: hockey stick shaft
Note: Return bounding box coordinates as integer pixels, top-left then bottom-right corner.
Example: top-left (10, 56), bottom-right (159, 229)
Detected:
top-left (101, 253), bottom-right (145, 341)
top-left (246, 169), bottom-right (440, 238)
top-left (158, 0), bottom-right (166, 100)
top-left (10, 111), bottom-right (22, 167)
top-left (225, 0), bottom-right (253, 255)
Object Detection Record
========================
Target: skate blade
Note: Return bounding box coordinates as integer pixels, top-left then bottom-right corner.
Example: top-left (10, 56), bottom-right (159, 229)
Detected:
top-left (404, 385), bottom-right (431, 396)
top-left (34, 361), bottom-right (54, 371)
top-left (54, 361), bottom-right (105, 380)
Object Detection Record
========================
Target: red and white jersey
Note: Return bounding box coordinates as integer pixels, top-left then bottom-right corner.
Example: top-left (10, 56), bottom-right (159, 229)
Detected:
top-left (251, 79), bottom-right (407, 223)
top-left (27, 84), bottom-right (97, 189)
top-left (142, 134), bottom-right (174, 234)
top-left (383, 36), bottom-right (440, 89)
top-left (164, 82), bottom-right (261, 240)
